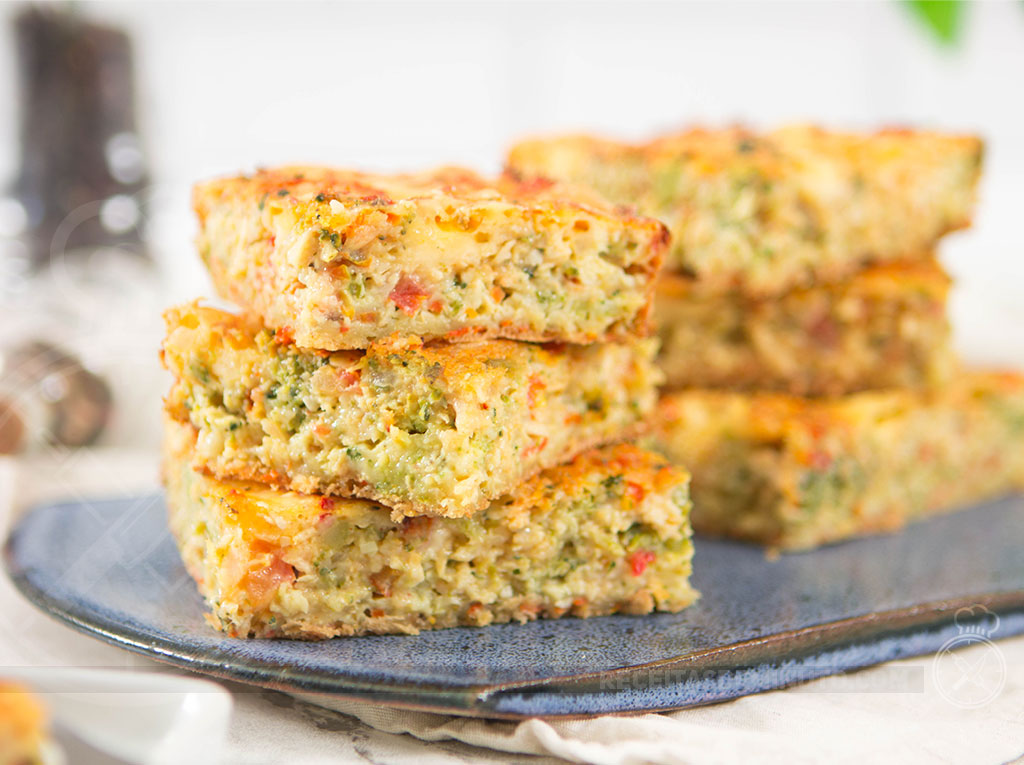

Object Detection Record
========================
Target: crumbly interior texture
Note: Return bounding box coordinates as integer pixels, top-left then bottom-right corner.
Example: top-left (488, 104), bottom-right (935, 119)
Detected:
top-left (507, 126), bottom-right (982, 296)
top-left (193, 166), bottom-right (668, 350)
top-left (656, 260), bottom-right (953, 396)
top-left (0, 683), bottom-right (47, 765)
top-left (652, 371), bottom-right (1024, 550)
top-left (164, 420), bottom-right (698, 639)
top-left (163, 303), bottom-right (660, 518)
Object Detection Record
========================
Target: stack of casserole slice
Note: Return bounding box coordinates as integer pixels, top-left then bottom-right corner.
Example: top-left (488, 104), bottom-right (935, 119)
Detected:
top-left (161, 167), bottom-right (698, 638)
top-left (509, 126), bottom-right (1024, 550)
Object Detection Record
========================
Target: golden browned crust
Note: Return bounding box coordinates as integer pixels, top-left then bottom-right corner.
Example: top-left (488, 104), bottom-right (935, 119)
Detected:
top-left (194, 166), bottom-right (668, 350)
top-left (193, 165), bottom-right (656, 227)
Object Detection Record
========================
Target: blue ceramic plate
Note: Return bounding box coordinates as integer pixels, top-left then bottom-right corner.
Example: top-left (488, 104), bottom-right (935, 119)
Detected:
top-left (5, 493), bottom-right (1024, 718)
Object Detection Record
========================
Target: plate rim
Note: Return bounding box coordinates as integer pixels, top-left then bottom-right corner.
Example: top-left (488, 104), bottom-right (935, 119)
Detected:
top-left (6, 495), bottom-right (1024, 718)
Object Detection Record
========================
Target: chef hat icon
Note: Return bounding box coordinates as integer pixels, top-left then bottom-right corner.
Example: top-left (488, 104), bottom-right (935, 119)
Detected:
top-left (953, 605), bottom-right (1000, 636)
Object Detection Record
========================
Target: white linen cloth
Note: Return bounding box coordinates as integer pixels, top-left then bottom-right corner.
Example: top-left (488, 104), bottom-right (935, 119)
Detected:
top-left (2, 449), bottom-right (1023, 765)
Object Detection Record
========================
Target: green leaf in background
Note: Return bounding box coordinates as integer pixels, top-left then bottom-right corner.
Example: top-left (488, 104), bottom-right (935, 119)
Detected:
top-left (903, 0), bottom-right (967, 46)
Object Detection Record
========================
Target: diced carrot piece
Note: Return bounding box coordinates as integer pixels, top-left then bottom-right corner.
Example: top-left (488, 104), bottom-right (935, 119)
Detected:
top-left (625, 482), bottom-right (646, 504)
top-left (243, 554), bottom-right (294, 608)
top-left (628, 550), bottom-right (656, 577)
top-left (389, 274), bottom-right (430, 315)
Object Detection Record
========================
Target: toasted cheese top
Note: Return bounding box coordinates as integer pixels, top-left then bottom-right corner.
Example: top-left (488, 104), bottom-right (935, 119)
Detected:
top-left (194, 165), bottom-right (660, 232)
top-left (508, 125), bottom-right (982, 295)
top-left (509, 126), bottom-right (982, 189)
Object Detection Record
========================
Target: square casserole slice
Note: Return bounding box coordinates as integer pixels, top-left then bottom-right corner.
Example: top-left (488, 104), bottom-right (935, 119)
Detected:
top-left (656, 260), bottom-right (953, 396)
top-left (193, 166), bottom-right (668, 350)
top-left (162, 303), bottom-right (661, 518)
top-left (507, 126), bottom-right (982, 296)
top-left (652, 371), bottom-right (1024, 551)
top-left (164, 418), bottom-right (698, 638)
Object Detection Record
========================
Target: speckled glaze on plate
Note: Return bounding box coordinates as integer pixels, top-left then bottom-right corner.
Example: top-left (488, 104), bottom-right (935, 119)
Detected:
top-left (5, 493), bottom-right (1024, 718)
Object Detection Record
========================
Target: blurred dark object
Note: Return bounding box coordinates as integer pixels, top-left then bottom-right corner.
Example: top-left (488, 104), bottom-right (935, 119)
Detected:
top-left (7, 4), bottom-right (150, 270)
top-left (0, 341), bottom-right (112, 454)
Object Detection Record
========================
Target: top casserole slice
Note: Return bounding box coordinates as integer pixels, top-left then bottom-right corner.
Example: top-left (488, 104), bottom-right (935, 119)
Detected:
top-left (194, 166), bottom-right (668, 350)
